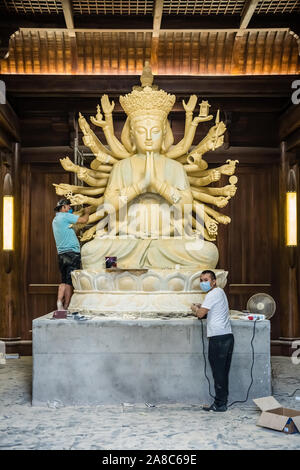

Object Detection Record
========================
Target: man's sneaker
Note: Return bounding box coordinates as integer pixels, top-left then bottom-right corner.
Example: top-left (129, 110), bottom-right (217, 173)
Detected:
top-left (202, 403), bottom-right (227, 412)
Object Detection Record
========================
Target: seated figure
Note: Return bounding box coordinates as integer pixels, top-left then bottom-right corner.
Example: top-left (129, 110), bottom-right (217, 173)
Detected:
top-left (54, 63), bottom-right (238, 271)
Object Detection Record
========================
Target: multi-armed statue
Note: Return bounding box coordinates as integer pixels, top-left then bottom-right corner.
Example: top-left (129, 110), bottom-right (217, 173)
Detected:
top-left (54, 63), bottom-right (238, 272)
top-left (54, 63), bottom-right (238, 314)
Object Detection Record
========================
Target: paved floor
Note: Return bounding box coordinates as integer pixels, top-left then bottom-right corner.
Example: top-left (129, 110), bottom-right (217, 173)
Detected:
top-left (0, 356), bottom-right (300, 450)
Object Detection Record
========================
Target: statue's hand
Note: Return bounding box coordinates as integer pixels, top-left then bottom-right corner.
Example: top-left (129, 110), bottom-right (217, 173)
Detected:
top-left (53, 183), bottom-right (67, 196)
top-left (209, 169), bottom-right (221, 183)
top-left (101, 94), bottom-right (115, 114)
top-left (208, 121), bottom-right (226, 139)
top-left (222, 185), bottom-right (237, 197)
top-left (221, 159), bottom-right (239, 175)
top-left (78, 113), bottom-right (91, 135)
top-left (215, 196), bottom-right (230, 208)
top-left (90, 105), bottom-right (108, 129)
top-left (60, 156), bottom-right (77, 172)
top-left (216, 215), bottom-right (231, 224)
top-left (192, 114), bottom-right (213, 126)
top-left (182, 95), bottom-right (198, 113)
top-left (82, 135), bottom-right (93, 147)
top-left (70, 194), bottom-right (88, 206)
top-left (77, 167), bottom-right (88, 180)
top-left (139, 156), bottom-right (152, 192)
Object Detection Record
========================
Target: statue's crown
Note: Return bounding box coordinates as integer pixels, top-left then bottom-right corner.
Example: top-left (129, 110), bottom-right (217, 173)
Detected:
top-left (119, 63), bottom-right (175, 119)
top-left (120, 87), bottom-right (175, 119)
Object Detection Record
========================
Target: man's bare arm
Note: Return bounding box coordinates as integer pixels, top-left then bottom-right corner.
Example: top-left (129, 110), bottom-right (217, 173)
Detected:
top-left (191, 303), bottom-right (208, 319)
top-left (76, 207), bottom-right (92, 224)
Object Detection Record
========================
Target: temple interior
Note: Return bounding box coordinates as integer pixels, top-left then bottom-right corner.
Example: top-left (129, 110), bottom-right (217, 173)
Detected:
top-left (0, 0), bottom-right (300, 451)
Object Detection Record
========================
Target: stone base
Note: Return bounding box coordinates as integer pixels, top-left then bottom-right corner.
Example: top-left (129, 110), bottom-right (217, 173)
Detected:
top-left (69, 268), bottom-right (228, 315)
top-left (32, 315), bottom-right (271, 406)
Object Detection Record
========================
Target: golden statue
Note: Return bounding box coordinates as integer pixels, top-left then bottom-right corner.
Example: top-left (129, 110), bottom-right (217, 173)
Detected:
top-left (54, 63), bottom-right (238, 270)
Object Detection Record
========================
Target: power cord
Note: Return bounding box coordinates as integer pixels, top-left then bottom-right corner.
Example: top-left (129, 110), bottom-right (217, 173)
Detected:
top-left (273, 389), bottom-right (300, 398)
top-left (200, 318), bottom-right (257, 407)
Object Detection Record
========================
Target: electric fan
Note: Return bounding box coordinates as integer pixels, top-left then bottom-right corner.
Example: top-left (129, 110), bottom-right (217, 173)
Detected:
top-left (246, 293), bottom-right (276, 320)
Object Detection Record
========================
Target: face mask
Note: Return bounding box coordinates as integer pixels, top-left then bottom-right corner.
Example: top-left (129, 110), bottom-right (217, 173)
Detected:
top-left (68, 208), bottom-right (73, 214)
top-left (200, 281), bottom-right (212, 292)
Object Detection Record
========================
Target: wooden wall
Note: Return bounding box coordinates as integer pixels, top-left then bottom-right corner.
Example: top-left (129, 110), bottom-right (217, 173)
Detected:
top-left (1, 74), bottom-right (299, 355)
top-left (20, 162), bottom-right (72, 347)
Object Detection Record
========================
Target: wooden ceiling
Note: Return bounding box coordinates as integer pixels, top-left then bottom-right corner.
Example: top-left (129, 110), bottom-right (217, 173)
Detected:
top-left (0, 0), bottom-right (299, 75)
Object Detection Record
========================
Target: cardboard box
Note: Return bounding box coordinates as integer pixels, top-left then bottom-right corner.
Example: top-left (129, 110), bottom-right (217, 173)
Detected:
top-left (253, 396), bottom-right (300, 434)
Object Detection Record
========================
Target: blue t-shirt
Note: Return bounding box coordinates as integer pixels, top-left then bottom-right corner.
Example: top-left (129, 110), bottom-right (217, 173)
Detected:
top-left (52, 212), bottom-right (80, 254)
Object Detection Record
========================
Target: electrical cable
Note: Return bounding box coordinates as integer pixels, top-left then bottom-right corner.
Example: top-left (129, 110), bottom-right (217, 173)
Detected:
top-left (200, 318), bottom-right (257, 408)
top-left (274, 389), bottom-right (300, 398)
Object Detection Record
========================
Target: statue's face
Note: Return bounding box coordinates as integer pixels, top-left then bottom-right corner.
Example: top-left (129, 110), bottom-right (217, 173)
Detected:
top-left (131, 117), bottom-right (165, 154)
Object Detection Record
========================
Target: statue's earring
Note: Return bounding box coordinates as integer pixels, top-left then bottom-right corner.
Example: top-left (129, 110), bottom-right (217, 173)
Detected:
top-left (130, 132), bottom-right (136, 153)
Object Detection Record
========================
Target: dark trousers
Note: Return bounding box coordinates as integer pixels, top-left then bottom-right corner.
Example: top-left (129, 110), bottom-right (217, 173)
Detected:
top-left (208, 333), bottom-right (234, 407)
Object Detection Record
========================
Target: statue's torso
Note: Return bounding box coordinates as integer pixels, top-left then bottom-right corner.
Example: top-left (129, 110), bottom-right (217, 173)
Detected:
top-left (105, 154), bottom-right (191, 238)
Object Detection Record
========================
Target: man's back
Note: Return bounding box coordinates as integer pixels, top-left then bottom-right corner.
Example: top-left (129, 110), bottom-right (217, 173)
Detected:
top-left (52, 212), bottom-right (80, 254)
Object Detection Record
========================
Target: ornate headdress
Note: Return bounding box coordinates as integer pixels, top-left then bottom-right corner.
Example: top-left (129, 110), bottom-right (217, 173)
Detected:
top-left (119, 63), bottom-right (175, 120)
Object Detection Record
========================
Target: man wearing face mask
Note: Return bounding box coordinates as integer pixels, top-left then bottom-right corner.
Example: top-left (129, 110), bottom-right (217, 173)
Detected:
top-left (191, 270), bottom-right (234, 412)
top-left (52, 198), bottom-right (91, 310)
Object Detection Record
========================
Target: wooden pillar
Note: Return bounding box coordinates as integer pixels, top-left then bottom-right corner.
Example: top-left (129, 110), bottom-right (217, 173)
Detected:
top-left (278, 141), bottom-right (300, 352)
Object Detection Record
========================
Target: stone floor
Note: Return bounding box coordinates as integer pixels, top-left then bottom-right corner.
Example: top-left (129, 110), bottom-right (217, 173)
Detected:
top-left (0, 356), bottom-right (300, 450)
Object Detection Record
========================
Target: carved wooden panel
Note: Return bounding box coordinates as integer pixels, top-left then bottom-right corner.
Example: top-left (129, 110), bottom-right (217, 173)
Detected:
top-left (1, 29), bottom-right (298, 75)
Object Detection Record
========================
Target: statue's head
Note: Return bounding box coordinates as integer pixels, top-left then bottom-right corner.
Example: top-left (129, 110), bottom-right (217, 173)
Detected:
top-left (120, 84), bottom-right (175, 155)
top-left (130, 113), bottom-right (166, 154)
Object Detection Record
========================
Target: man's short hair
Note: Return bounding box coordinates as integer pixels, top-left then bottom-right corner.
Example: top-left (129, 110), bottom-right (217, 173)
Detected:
top-left (200, 269), bottom-right (216, 281)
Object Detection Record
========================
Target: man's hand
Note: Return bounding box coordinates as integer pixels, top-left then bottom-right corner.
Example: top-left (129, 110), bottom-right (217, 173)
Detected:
top-left (191, 303), bottom-right (201, 315)
top-left (191, 303), bottom-right (208, 319)
top-left (84, 206), bottom-right (92, 215)
top-left (76, 206), bottom-right (92, 225)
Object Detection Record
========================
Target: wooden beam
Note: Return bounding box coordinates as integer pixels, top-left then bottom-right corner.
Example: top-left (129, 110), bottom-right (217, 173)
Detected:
top-left (240, 0), bottom-right (260, 30)
top-left (61, 0), bottom-right (75, 33)
top-left (20, 27), bottom-right (289, 34)
top-left (153, 0), bottom-right (164, 38)
top-left (151, 1), bottom-right (164, 73)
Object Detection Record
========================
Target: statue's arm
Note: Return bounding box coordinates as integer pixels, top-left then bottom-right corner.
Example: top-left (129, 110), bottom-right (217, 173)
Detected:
top-left (195, 160), bottom-right (239, 177)
top-left (69, 194), bottom-right (104, 207)
top-left (60, 158), bottom-right (109, 187)
top-left (104, 182), bottom-right (145, 212)
top-left (192, 188), bottom-right (230, 208)
top-left (53, 183), bottom-right (105, 197)
top-left (165, 106), bottom-right (213, 160)
top-left (195, 185), bottom-right (237, 198)
top-left (204, 205), bottom-right (231, 225)
top-left (90, 97), bottom-right (132, 159)
top-left (192, 120), bottom-right (226, 158)
top-left (78, 113), bottom-right (114, 160)
top-left (188, 169), bottom-right (221, 187)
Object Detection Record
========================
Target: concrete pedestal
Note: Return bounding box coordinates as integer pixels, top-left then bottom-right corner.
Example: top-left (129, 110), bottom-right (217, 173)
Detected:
top-left (32, 315), bottom-right (271, 406)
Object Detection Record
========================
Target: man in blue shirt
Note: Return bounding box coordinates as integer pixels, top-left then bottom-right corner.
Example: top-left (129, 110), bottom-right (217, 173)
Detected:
top-left (52, 198), bottom-right (91, 310)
